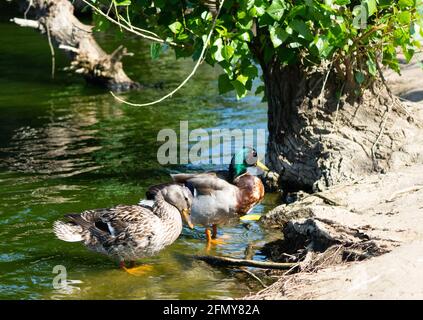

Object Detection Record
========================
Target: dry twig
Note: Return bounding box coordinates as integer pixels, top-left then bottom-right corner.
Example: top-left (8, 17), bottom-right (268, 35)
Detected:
top-left (194, 255), bottom-right (297, 270)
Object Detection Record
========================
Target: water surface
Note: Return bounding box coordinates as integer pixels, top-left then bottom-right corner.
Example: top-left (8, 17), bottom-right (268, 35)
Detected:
top-left (0, 17), bottom-right (279, 299)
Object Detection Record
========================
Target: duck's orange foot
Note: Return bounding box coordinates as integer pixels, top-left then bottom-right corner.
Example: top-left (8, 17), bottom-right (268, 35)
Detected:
top-left (121, 263), bottom-right (153, 276)
top-left (208, 238), bottom-right (226, 245)
top-left (205, 228), bottom-right (226, 251)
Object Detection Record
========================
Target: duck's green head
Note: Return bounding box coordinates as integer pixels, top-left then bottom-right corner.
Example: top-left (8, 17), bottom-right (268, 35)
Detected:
top-left (229, 147), bottom-right (269, 180)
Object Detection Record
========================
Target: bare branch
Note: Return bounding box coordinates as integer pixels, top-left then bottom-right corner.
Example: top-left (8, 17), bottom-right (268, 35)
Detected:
top-left (82, 0), bottom-right (168, 44)
top-left (11, 17), bottom-right (41, 29)
top-left (58, 44), bottom-right (79, 53)
top-left (193, 255), bottom-right (298, 270)
top-left (110, 0), bottom-right (226, 106)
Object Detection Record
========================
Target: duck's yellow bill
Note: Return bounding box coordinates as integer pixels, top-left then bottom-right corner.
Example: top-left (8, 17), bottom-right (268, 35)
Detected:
top-left (182, 209), bottom-right (194, 229)
top-left (240, 214), bottom-right (262, 221)
top-left (256, 160), bottom-right (269, 172)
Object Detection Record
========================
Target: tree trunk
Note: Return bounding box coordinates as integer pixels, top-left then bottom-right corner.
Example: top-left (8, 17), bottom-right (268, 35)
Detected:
top-left (13, 0), bottom-right (140, 91)
top-left (259, 58), bottom-right (420, 191)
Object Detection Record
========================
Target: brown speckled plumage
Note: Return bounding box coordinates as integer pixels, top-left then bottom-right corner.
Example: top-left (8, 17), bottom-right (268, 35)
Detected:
top-left (53, 185), bottom-right (192, 262)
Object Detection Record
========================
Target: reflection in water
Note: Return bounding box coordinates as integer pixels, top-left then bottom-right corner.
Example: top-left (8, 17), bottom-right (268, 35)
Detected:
top-left (0, 93), bottom-right (132, 177)
top-left (0, 22), bottom-right (277, 300)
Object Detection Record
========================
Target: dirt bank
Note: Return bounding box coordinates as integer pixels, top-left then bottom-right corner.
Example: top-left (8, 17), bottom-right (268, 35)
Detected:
top-left (247, 55), bottom-right (423, 300)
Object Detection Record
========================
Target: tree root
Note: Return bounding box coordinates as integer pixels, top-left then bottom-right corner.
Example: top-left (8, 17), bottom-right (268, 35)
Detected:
top-left (13, 0), bottom-right (140, 91)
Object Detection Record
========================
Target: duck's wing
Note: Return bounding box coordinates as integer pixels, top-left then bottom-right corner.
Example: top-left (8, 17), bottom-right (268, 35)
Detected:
top-left (145, 171), bottom-right (232, 201)
top-left (64, 212), bottom-right (111, 243)
top-left (66, 205), bottom-right (156, 242)
top-left (171, 173), bottom-right (234, 195)
top-left (209, 169), bottom-right (231, 182)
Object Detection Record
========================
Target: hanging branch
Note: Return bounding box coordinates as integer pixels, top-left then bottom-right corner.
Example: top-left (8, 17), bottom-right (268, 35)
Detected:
top-left (82, 0), bottom-right (177, 46)
top-left (45, 21), bottom-right (56, 79)
top-left (109, 0), bottom-right (226, 106)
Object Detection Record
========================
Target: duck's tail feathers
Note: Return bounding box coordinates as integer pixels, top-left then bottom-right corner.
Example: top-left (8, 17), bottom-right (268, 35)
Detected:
top-left (53, 221), bottom-right (83, 242)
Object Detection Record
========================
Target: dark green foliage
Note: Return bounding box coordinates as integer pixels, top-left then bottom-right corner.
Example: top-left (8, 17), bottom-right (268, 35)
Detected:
top-left (94, 0), bottom-right (422, 97)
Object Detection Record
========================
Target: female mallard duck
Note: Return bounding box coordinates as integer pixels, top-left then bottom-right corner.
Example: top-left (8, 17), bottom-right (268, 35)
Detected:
top-left (53, 184), bottom-right (193, 275)
top-left (147, 147), bottom-right (269, 248)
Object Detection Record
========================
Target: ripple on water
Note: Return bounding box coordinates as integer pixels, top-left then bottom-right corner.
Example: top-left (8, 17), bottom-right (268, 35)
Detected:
top-left (0, 21), bottom-right (278, 300)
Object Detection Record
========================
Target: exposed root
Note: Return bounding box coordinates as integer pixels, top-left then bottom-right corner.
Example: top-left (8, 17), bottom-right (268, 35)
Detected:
top-left (45, 21), bottom-right (55, 79)
top-left (261, 217), bottom-right (388, 272)
top-left (249, 160), bottom-right (423, 299)
top-left (14, 0), bottom-right (140, 91)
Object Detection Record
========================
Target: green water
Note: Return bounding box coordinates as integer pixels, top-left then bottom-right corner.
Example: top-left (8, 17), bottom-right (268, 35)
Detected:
top-left (0, 18), bottom-right (279, 299)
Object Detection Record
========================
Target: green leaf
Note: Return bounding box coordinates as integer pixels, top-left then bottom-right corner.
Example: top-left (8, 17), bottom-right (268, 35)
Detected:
top-left (201, 11), bottom-right (212, 21)
top-left (222, 45), bottom-right (235, 61)
top-left (114, 0), bottom-right (131, 6)
top-left (150, 43), bottom-right (162, 60)
top-left (269, 26), bottom-right (289, 48)
top-left (231, 80), bottom-right (247, 99)
top-left (378, 0), bottom-right (392, 7)
top-left (403, 46), bottom-right (415, 62)
top-left (236, 20), bottom-right (254, 30)
top-left (243, 65), bottom-right (258, 79)
top-left (255, 85), bottom-right (265, 95)
top-left (254, 5), bottom-right (266, 16)
top-left (398, 0), bottom-right (415, 9)
top-left (245, 0), bottom-right (255, 10)
top-left (366, 56), bottom-right (377, 76)
top-left (177, 33), bottom-right (189, 41)
top-left (355, 71), bottom-right (365, 84)
top-left (266, 1), bottom-right (285, 21)
top-left (169, 21), bottom-right (183, 34)
top-left (289, 20), bottom-right (313, 41)
top-left (238, 31), bottom-right (252, 42)
top-left (236, 74), bottom-right (249, 86)
top-left (364, 0), bottom-right (377, 17)
top-left (314, 36), bottom-right (333, 58)
top-left (237, 11), bottom-right (247, 19)
top-left (286, 4), bottom-right (308, 19)
top-left (334, 0), bottom-right (350, 4)
top-left (218, 74), bottom-right (234, 94)
top-left (397, 11), bottom-right (411, 24)
top-left (249, 5), bottom-right (266, 17)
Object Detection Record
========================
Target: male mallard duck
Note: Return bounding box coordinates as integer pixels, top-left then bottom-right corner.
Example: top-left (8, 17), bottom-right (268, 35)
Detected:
top-left (147, 147), bottom-right (269, 248)
top-left (53, 184), bottom-right (193, 275)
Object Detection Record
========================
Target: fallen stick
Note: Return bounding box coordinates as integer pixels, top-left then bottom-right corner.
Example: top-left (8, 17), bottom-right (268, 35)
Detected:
top-left (193, 255), bottom-right (297, 270)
